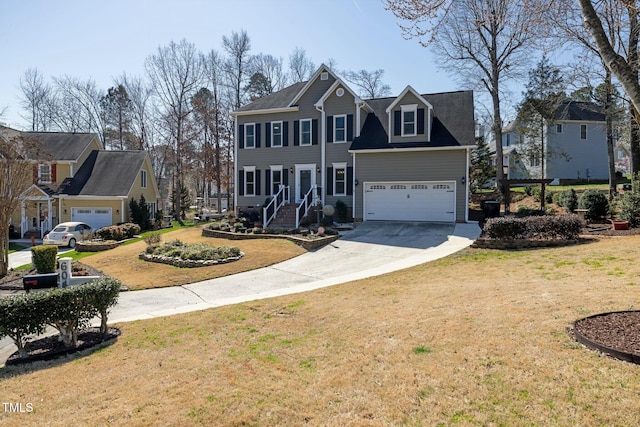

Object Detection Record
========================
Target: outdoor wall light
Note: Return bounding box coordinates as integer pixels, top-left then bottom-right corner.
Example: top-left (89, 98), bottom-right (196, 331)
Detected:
top-left (63, 209), bottom-right (67, 215)
top-left (317, 167), bottom-right (321, 173)
top-left (355, 179), bottom-right (359, 186)
top-left (290, 167), bottom-right (294, 174)
top-left (461, 176), bottom-right (466, 185)
top-left (116, 209), bottom-right (119, 215)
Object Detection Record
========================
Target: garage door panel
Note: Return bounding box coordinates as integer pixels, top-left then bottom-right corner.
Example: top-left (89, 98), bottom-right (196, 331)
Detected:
top-left (364, 181), bottom-right (455, 222)
top-left (71, 207), bottom-right (112, 229)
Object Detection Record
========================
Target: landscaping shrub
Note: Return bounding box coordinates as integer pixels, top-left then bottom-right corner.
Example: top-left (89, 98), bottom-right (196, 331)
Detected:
top-left (0, 278), bottom-right (121, 355)
top-left (320, 216), bottom-right (333, 227)
top-left (145, 240), bottom-right (240, 261)
top-left (143, 231), bottom-right (162, 245)
top-left (96, 223), bottom-right (140, 241)
top-left (484, 214), bottom-right (583, 241)
top-left (578, 189), bottom-right (609, 221)
top-left (531, 186), bottom-right (542, 202)
top-left (335, 200), bottom-right (349, 222)
top-left (299, 215), bottom-right (313, 227)
top-left (557, 189), bottom-right (578, 212)
top-left (129, 194), bottom-right (152, 231)
top-left (31, 245), bottom-right (58, 274)
top-left (616, 191), bottom-right (640, 227)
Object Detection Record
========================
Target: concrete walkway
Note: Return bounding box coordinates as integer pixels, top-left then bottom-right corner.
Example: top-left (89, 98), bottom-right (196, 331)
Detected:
top-left (1, 222), bottom-right (480, 364)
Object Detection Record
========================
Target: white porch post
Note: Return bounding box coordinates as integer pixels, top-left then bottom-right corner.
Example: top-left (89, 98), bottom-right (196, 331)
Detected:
top-left (20, 200), bottom-right (26, 238)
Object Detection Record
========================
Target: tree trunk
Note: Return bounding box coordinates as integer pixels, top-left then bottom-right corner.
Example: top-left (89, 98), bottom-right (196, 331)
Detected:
top-left (605, 71), bottom-right (617, 200)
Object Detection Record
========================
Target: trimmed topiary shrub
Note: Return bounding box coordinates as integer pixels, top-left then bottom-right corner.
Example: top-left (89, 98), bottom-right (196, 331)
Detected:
top-left (578, 189), bottom-right (609, 222)
top-left (31, 245), bottom-right (58, 273)
top-left (335, 200), bottom-right (349, 222)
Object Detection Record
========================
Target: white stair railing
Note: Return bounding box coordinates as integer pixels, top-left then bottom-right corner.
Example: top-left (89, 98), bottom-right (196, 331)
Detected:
top-left (263, 185), bottom-right (290, 227)
top-left (295, 185), bottom-right (319, 228)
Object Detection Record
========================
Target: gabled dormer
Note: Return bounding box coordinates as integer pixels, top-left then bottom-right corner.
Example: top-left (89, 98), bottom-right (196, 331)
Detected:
top-left (385, 85), bottom-right (433, 143)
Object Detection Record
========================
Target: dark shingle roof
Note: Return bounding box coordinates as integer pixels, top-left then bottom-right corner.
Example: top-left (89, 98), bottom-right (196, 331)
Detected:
top-left (58, 150), bottom-right (147, 197)
top-left (234, 81), bottom-right (308, 112)
top-left (555, 100), bottom-right (606, 121)
top-left (22, 132), bottom-right (98, 161)
top-left (350, 90), bottom-right (475, 150)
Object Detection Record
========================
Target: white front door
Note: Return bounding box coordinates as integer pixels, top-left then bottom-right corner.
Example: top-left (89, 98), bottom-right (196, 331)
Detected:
top-left (295, 164), bottom-right (316, 203)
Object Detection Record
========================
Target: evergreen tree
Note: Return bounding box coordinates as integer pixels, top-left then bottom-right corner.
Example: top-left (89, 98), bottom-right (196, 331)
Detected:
top-left (470, 135), bottom-right (495, 192)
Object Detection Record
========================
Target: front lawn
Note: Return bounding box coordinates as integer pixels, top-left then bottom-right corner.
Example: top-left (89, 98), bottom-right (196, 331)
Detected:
top-left (2, 235), bottom-right (640, 425)
top-left (81, 227), bottom-right (306, 290)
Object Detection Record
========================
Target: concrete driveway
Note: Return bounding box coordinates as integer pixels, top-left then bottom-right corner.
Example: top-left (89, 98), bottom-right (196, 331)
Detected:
top-left (109, 222), bottom-right (480, 322)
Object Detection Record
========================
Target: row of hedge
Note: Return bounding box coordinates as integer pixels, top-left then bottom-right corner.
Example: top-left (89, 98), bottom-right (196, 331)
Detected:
top-left (484, 214), bottom-right (583, 241)
top-left (0, 278), bottom-right (121, 359)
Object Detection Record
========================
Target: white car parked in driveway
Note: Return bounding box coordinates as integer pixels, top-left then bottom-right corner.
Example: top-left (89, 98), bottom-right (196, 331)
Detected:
top-left (43, 222), bottom-right (93, 248)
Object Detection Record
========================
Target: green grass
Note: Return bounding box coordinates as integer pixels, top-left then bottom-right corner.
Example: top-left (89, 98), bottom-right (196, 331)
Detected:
top-left (8, 243), bottom-right (27, 254)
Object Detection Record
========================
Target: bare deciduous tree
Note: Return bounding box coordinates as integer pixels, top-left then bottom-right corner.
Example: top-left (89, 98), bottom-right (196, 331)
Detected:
top-left (145, 39), bottom-right (205, 218)
top-left (19, 68), bottom-right (52, 131)
top-left (343, 69), bottom-right (392, 98)
top-left (0, 134), bottom-right (36, 276)
top-left (387, 0), bottom-right (543, 187)
top-left (222, 30), bottom-right (252, 110)
top-left (288, 47), bottom-right (315, 83)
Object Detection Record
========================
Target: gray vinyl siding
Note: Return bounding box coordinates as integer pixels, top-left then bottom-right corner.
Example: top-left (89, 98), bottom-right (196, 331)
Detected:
top-left (296, 75), bottom-right (337, 116)
top-left (389, 92), bottom-right (431, 144)
top-left (546, 121), bottom-right (608, 180)
top-left (353, 149), bottom-right (468, 222)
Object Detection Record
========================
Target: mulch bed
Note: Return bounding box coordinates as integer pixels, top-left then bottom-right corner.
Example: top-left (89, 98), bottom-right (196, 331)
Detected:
top-left (574, 312), bottom-right (640, 364)
top-left (5, 327), bottom-right (121, 366)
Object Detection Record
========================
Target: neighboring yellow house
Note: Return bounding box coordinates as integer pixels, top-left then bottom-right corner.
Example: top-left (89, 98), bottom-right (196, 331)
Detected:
top-left (2, 126), bottom-right (160, 237)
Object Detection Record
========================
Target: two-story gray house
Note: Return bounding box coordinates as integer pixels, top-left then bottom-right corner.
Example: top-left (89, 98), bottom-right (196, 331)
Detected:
top-left (231, 65), bottom-right (475, 226)
top-left (501, 100), bottom-right (608, 182)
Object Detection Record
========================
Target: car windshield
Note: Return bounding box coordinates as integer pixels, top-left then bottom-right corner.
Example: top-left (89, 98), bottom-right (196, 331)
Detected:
top-left (53, 226), bottom-right (69, 232)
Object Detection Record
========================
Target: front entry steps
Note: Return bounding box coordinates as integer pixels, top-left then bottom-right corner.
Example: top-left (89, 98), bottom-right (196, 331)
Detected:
top-left (267, 203), bottom-right (299, 228)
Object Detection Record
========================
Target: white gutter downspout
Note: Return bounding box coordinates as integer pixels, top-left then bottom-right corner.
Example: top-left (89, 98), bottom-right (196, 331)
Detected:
top-left (465, 147), bottom-right (470, 223)
top-left (233, 116), bottom-right (238, 214)
top-left (315, 104), bottom-right (326, 206)
top-left (353, 101), bottom-right (365, 221)
top-left (121, 199), bottom-right (125, 223)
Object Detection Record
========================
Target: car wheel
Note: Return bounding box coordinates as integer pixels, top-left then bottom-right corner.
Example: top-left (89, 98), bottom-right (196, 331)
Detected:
top-left (68, 238), bottom-right (76, 248)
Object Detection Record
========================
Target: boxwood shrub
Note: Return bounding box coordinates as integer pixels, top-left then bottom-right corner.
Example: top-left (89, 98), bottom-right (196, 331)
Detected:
top-left (484, 214), bottom-right (583, 241)
top-left (96, 223), bottom-right (141, 241)
top-left (578, 190), bottom-right (609, 221)
top-left (31, 245), bottom-right (58, 273)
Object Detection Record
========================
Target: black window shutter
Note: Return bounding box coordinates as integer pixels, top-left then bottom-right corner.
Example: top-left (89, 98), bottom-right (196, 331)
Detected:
top-left (265, 169), bottom-right (271, 195)
top-left (394, 111), bottom-right (401, 136)
top-left (238, 125), bottom-right (245, 149)
top-left (265, 123), bottom-right (271, 148)
top-left (312, 119), bottom-right (319, 145)
top-left (326, 167), bottom-right (334, 196)
top-left (327, 116), bottom-right (333, 143)
top-left (238, 171), bottom-right (244, 196)
top-left (293, 120), bottom-right (300, 146)
top-left (255, 169), bottom-right (261, 196)
top-left (283, 121), bottom-right (289, 146)
top-left (347, 114), bottom-right (354, 141)
top-left (347, 167), bottom-right (354, 195)
top-left (283, 171), bottom-right (289, 186)
top-left (417, 108), bottom-right (425, 134)
top-left (255, 124), bottom-right (261, 148)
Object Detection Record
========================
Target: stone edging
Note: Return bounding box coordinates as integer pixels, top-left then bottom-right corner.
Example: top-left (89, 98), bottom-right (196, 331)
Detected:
top-left (201, 228), bottom-right (340, 250)
top-left (76, 241), bottom-right (121, 252)
top-left (471, 238), bottom-right (579, 250)
top-left (138, 252), bottom-right (244, 268)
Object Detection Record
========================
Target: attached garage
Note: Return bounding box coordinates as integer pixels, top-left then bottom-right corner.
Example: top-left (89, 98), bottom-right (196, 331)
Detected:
top-left (71, 207), bottom-right (112, 229)
top-left (363, 181), bottom-right (455, 222)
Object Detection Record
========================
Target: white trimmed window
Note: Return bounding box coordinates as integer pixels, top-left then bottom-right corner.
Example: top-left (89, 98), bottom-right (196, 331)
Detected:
top-left (334, 115), bottom-right (346, 143)
top-left (300, 119), bottom-right (312, 146)
top-left (270, 165), bottom-right (283, 195)
top-left (333, 162), bottom-right (346, 196)
top-left (401, 104), bottom-right (417, 136)
top-left (38, 164), bottom-right (51, 184)
top-left (146, 202), bottom-right (157, 219)
top-left (271, 121), bottom-right (282, 147)
top-left (244, 166), bottom-right (256, 197)
top-left (580, 124), bottom-right (587, 140)
top-left (245, 123), bottom-right (255, 149)
top-left (141, 170), bottom-right (147, 188)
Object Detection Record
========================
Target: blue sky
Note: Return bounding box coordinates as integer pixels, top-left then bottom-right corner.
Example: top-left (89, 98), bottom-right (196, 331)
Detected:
top-left (1, 0), bottom-right (497, 129)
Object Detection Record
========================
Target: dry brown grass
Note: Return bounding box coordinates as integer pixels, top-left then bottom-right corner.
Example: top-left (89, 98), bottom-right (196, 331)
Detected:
top-left (80, 227), bottom-right (306, 290)
top-left (3, 236), bottom-right (640, 426)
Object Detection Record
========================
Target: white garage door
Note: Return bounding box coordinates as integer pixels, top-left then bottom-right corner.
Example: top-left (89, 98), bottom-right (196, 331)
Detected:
top-left (71, 208), bottom-right (113, 229)
top-left (364, 181), bottom-right (455, 222)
